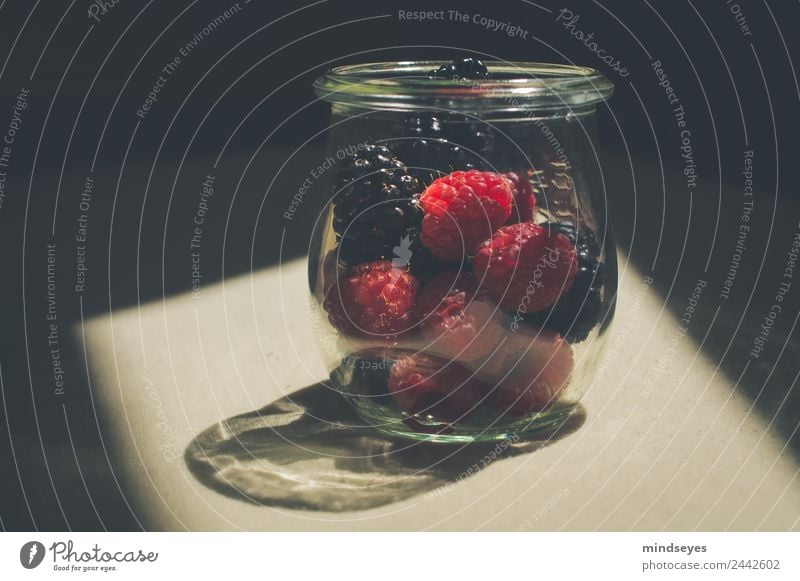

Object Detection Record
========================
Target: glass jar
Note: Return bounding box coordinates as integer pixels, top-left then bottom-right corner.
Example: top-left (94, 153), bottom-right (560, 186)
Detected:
top-left (308, 61), bottom-right (616, 443)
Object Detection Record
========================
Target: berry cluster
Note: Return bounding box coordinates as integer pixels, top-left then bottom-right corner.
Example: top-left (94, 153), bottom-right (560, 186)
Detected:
top-left (321, 59), bottom-right (606, 428)
top-left (526, 223), bottom-right (606, 342)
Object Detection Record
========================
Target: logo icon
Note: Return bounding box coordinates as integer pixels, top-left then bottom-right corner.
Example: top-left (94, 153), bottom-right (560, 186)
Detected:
top-left (20, 541), bottom-right (45, 569)
top-left (392, 234), bottom-right (413, 269)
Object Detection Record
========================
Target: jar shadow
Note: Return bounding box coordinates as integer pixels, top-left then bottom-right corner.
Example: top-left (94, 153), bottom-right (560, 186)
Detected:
top-left (185, 383), bottom-right (585, 512)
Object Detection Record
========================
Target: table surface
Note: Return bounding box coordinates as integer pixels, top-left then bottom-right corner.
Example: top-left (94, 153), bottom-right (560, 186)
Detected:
top-left (78, 252), bottom-right (800, 531)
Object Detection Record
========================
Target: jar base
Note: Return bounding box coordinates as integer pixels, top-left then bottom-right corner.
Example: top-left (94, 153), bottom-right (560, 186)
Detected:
top-left (352, 400), bottom-right (583, 444)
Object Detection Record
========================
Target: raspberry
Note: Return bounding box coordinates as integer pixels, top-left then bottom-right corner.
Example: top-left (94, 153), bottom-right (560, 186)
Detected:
top-left (482, 325), bottom-right (574, 415)
top-left (323, 260), bottom-right (418, 337)
top-left (504, 171), bottom-right (536, 224)
top-left (416, 270), bottom-right (504, 362)
top-left (472, 222), bottom-right (578, 312)
top-left (428, 57), bottom-right (490, 80)
top-left (388, 352), bottom-right (482, 423)
top-left (416, 270), bottom-right (479, 314)
top-left (420, 170), bottom-right (513, 261)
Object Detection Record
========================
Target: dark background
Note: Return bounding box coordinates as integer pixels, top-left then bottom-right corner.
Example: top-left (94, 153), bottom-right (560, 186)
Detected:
top-left (0, 0), bottom-right (798, 530)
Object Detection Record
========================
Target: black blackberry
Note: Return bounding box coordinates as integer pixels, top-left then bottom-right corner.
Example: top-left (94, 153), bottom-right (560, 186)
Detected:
top-left (394, 228), bottom-right (448, 282)
top-left (392, 137), bottom-right (481, 183)
top-left (429, 57), bottom-right (490, 80)
top-left (461, 125), bottom-right (496, 168)
top-left (542, 222), bottom-right (601, 258)
top-left (527, 222), bottom-right (604, 342)
top-left (389, 114), bottom-right (494, 181)
top-left (332, 144), bottom-right (424, 265)
top-left (336, 225), bottom-right (445, 282)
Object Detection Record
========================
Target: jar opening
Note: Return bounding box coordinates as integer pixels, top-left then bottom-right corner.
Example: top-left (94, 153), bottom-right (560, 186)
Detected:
top-left (314, 61), bottom-right (613, 113)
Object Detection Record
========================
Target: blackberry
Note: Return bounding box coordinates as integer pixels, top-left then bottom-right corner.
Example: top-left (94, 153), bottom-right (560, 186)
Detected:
top-left (429, 57), bottom-right (490, 80)
top-left (392, 137), bottom-right (481, 183)
top-left (387, 115), bottom-right (476, 182)
top-left (542, 222), bottom-right (601, 258)
top-left (336, 225), bottom-right (445, 283)
top-left (332, 144), bottom-right (424, 266)
top-left (526, 222), bottom-right (604, 342)
top-left (392, 228), bottom-right (447, 282)
top-left (446, 120), bottom-right (496, 170)
top-left (389, 114), bottom-right (498, 181)
top-left (335, 235), bottom-right (396, 266)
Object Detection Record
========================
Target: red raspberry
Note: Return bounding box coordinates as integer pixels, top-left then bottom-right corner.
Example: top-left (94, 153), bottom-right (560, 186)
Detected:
top-left (389, 353), bottom-right (482, 422)
top-left (323, 260), bottom-right (418, 337)
top-left (504, 171), bottom-right (536, 224)
top-left (419, 170), bottom-right (513, 261)
top-left (481, 325), bottom-right (574, 415)
top-left (472, 222), bottom-right (578, 312)
top-left (416, 270), bottom-right (503, 362)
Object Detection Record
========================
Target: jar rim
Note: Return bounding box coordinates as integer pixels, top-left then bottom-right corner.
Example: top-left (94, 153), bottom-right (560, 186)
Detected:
top-left (313, 60), bottom-right (614, 112)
